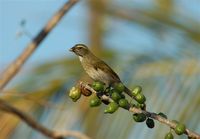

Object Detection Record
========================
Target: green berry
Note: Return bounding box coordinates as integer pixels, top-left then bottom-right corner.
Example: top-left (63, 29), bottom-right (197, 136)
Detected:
top-left (114, 83), bottom-right (125, 93)
top-left (104, 102), bottom-right (119, 114)
top-left (89, 96), bottom-right (101, 107)
top-left (92, 81), bottom-right (104, 92)
top-left (158, 112), bottom-right (167, 119)
top-left (146, 118), bottom-right (155, 128)
top-left (136, 103), bottom-right (146, 109)
top-left (174, 123), bottom-right (186, 135)
top-left (69, 87), bottom-right (81, 102)
top-left (165, 132), bottom-right (174, 139)
top-left (111, 91), bottom-right (121, 102)
top-left (133, 113), bottom-right (146, 122)
top-left (130, 101), bottom-right (136, 107)
top-left (119, 99), bottom-right (129, 108)
top-left (132, 86), bottom-right (142, 96)
top-left (135, 93), bottom-right (146, 104)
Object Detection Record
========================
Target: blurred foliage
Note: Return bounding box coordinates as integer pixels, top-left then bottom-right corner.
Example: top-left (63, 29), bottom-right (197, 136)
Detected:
top-left (1, 0), bottom-right (200, 139)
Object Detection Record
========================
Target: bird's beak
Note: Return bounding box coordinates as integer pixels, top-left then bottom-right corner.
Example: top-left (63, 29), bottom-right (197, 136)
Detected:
top-left (69, 47), bottom-right (74, 52)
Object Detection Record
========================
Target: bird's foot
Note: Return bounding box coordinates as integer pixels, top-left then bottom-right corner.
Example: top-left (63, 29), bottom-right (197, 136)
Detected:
top-left (96, 91), bottom-right (104, 98)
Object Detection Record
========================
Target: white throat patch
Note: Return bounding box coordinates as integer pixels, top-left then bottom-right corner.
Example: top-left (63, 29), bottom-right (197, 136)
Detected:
top-left (79, 56), bottom-right (83, 62)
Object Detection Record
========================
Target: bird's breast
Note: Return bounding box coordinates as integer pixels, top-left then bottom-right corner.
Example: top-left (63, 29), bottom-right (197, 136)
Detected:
top-left (79, 56), bottom-right (83, 62)
top-left (81, 62), bottom-right (111, 85)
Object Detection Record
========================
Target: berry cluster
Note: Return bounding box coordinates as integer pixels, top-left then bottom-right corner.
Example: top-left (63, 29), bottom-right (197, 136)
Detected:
top-left (69, 81), bottom-right (188, 139)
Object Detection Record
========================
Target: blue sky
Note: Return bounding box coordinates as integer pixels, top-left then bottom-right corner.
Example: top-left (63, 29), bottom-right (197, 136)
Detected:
top-left (0, 0), bottom-right (89, 68)
top-left (0, 0), bottom-right (200, 70)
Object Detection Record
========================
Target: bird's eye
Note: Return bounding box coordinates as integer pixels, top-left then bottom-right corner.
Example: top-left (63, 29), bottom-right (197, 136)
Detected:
top-left (77, 47), bottom-right (82, 50)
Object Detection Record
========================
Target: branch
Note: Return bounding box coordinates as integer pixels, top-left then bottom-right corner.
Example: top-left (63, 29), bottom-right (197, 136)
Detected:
top-left (79, 82), bottom-right (200, 139)
top-left (0, 0), bottom-right (79, 91)
top-left (0, 99), bottom-right (90, 139)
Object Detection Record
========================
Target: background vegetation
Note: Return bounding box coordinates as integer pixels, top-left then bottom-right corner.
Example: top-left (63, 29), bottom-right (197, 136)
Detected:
top-left (0, 0), bottom-right (200, 139)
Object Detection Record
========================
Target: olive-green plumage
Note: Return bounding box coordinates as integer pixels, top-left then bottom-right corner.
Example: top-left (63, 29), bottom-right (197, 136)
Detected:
top-left (69, 44), bottom-right (132, 96)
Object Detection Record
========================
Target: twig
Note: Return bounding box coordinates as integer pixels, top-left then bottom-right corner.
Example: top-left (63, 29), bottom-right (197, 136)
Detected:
top-left (79, 82), bottom-right (200, 139)
top-left (1, 90), bottom-right (66, 110)
top-left (0, 99), bottom-right (90, 139)
top-left (0, 0), bottom-right (79, 91)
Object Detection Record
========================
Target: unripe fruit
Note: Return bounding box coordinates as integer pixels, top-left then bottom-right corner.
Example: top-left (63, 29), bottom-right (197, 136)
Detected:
top-left (114, 83), bottom-right (125, 93)
top-left (136, 103), bottom-right (146, 110)
top-left (146, 118), bottom-right (155, 128)
top-left (111, 92), bottom-right (121, 102)
top-left (89, 96), bottom-right (101, 107)
top-left (130, 102), bottom-right (136, 107)
top-left (133, 113), bottom-right (146, 122)
top-left (69, 87), bottom-right (81, 102)
top-left (92, 81), bottom-right (104, 92)
top-left (165, 132), bottom-right (174, 139)
top-left (118, 99), bottom-right (129, 108)
top-left (132, 86), bottom-right (142, 96)
top-left (104, 102), bottom-right (119, 114)
top-left (135, 93), bottom-right (146, 104)
top-left (174, 123), bottom-right (186, 135)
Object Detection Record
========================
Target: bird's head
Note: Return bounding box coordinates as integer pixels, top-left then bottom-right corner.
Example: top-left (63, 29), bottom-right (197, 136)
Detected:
top-left (69, 44), bottom-right (89, 57)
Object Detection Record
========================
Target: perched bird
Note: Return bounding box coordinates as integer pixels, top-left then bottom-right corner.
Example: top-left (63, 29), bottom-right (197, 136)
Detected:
top-left (69, 44), bottom-right (132, 97)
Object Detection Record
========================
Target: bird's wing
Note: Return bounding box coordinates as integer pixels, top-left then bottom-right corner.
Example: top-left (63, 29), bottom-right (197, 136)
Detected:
top-left (93, 60), bottom-right (121, 82)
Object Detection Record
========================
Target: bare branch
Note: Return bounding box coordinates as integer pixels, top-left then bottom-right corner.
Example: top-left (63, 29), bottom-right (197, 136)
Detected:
top-left (0, 99), bottom-right (90, 139)
top-left (0, 0), bottom-right (79, 91)
top-left (79, 82), bottom-right (200, 139)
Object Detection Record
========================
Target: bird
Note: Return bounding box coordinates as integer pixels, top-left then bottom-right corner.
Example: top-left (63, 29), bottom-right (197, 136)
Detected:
top-left (69, 44), bottom-right (133, 97)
